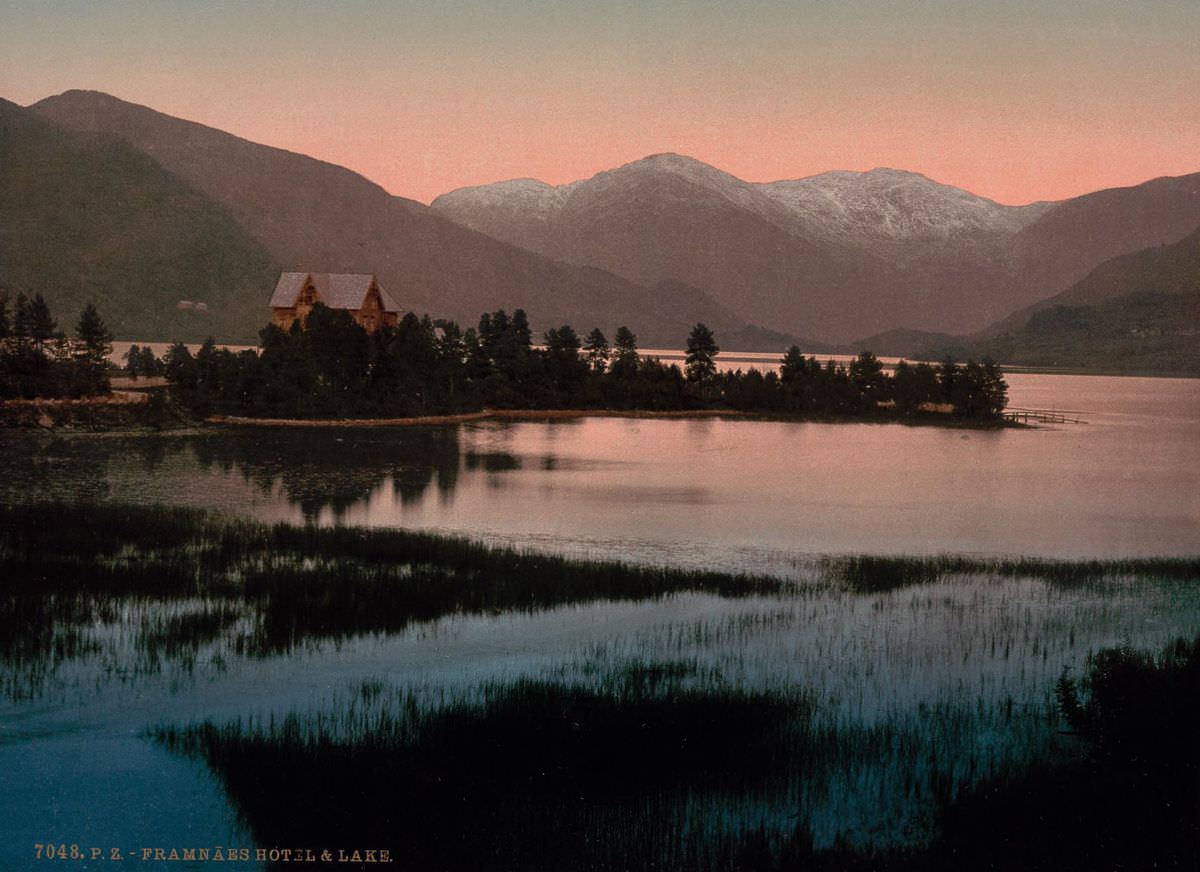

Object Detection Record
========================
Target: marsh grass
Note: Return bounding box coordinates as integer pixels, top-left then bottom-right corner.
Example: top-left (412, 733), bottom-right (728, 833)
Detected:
top-left (0, 501), bottom-right (783, 696)
top-left (152, 638), bottom-right (1199, 871)
top-left (824, 553), bottom-right (1200, 592)
top-left (4, 501), bottom-right (1198, 702)
top-left (927, 635), bottom-right (1200, 872)
top-left (6, 501), bottom-right (1199, 867)
top-left (145, 673), bottom-right (1057, 871)
top-left (153, 673), bottom-right (819, 872)
top-left (0, 501), bottom-right (781, 601)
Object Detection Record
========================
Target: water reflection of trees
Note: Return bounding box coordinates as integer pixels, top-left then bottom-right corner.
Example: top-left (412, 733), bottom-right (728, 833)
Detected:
top-left (2, 426), bottom-right (529, 523)
top-left (0, 435), bottom-right (113, 504)
top-left (187, 428), bottom-right (465, 520)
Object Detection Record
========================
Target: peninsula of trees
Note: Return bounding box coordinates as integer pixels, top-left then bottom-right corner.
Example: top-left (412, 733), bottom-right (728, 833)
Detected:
top-left (160, 305), bottom-right (1009, 422)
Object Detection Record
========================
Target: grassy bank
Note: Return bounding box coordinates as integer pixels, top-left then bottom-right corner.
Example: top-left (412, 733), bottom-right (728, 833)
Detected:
top-left (823, 553), bottom-right (1200, 592)
top-left (0, 502), bottom-right (782, 605)
top-left (0, 389), bottom-right (191, 430)
top-left (5, 502), bottom-right (1196, 647)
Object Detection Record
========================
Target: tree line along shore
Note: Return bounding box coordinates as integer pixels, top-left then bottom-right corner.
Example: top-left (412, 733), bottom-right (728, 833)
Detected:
top-left (2, 295), bottom-right (1009, 423)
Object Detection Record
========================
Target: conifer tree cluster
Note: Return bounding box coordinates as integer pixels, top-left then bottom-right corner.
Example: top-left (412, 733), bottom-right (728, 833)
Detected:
top-left (123, 345), bottom-right (166, 378)
top-left (721, 349), bottom-right (1008, 419)
top-left (161, 306), bottom-right (1008, 421)
top-left (0, 292), bottom-right (114, 399)
top-left (163, 306), bottom-right (695, 417)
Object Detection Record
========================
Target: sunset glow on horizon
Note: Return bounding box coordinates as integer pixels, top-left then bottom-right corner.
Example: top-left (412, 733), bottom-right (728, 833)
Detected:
top-left (3, 0), bottom-right (1198, 205)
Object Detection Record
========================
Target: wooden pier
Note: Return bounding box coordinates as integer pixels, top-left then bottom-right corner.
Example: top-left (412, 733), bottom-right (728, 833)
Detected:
top-left (1004, 407), bottom-right (1087, 425)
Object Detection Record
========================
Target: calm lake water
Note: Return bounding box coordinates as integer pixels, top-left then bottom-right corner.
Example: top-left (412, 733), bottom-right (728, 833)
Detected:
top-left (1, 370), bottom-right (1198, 868)
top-left (5, 372), bottom-right (1198, 567)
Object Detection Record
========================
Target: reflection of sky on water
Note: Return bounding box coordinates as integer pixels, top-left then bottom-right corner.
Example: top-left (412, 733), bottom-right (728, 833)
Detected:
top-left (2, 371), bottom-right (1197, 862)
top-left (0, 734), bottom-right (250, 870)
top-left (4, 373), bottom-right (1197, 570)
top-left (5, 570), bottom-right (1198, 856)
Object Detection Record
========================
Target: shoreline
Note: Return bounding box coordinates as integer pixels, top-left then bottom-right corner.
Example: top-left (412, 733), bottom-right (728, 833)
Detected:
top-left (205, 408), bottom-right (751, 428)
top-left (0, 399), bottom-right (1020, 433)
top-left (205, 407), bottom-right (1016, 430)
top-left (0, 404), bottom-right (1021, 433)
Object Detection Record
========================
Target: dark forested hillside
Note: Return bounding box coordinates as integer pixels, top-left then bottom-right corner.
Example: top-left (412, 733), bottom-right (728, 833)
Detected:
top-left (978, 226), bottom-right (1200, 372)
top-left (0, 99), bottom-right (277, 343)
top-left (861, 228), bottom-right (1200, 374)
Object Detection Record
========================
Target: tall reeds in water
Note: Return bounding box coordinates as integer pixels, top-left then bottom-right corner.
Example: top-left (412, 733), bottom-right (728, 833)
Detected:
top-left (0, 501), bottom-right (783, 697)
top-left (154, 635), bottom-right (1200, 872)
top-left (153, 670), bottom-right (822, 872)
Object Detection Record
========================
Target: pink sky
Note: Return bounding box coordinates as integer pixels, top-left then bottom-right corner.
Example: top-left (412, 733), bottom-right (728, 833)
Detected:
top-left (3, 1), bottom-right (1198, 204)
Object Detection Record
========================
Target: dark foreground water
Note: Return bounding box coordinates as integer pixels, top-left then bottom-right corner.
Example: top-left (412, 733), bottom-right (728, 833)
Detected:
top-left (1, 371), bottom-right (1197, 869)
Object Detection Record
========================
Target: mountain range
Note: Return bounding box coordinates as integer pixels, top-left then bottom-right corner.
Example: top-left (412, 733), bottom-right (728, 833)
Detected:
top-left (433, 154), bottom-right (1200, 347)
top-left (3, 89), bottom-right (1198, 370)
top-left (433, 158), bottom-right (1056, 341)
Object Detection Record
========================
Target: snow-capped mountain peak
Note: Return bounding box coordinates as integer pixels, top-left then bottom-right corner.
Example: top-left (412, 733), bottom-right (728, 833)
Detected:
top-left (757, 168), bottom-right (1049, 242)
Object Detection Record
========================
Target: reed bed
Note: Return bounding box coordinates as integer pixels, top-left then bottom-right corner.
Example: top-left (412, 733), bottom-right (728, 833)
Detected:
top-left (0, 501), bottom-right (783, 696)
top-left (5, 500), bottom-right (1199, 867)
top-left (152, 634), bottom-right (1199, 871)
top-left (151, 672), bottom-right (836, 872)
top-left (3, 501), bottom-right (1198, 703)
top-left (0, 501), bottom-right (782, 601)
top-left (824, 553), bottom-right (1200, 592)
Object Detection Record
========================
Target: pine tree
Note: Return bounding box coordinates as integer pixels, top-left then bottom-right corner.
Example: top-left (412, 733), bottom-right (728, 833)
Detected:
top-left (30, 293), bottom-right (57, 350)
top-left (684, 323), bottom-right (719, 385)
top-left (139, 346), bottom-right (163, 377)
top-left (980, 358), bottom-right (1009, 419)
top-left (780, 346), bottom-right (806, 383)
top-left (583, 328), bottom-right (610, 374)
top-left (893, 360), bottom-right (940, 415)
top-left (544, 325), bottom-right (581, 359)
top-left (164, 343), bottom-right (198, 390)
top-left (511, 309), bottom-right (532, 350)
top-left (611, 326), bottom-right (639, 377)
top-left (13, 293), bottom-right (33, 342)
top-left (125, 344), bottom-right (143, 377)
top-left (74, 303), bottom-right (114, 395)
top-left (435, 321), bottom-right (467, 405)
top-left (75, 303), bottom-right (113, 363)
top-left (463, 327), bottom-right (492, 382)
top-left (938, 357), bottom-right (961, 407)
top-left (849, 351), bottom-right (889, 408)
